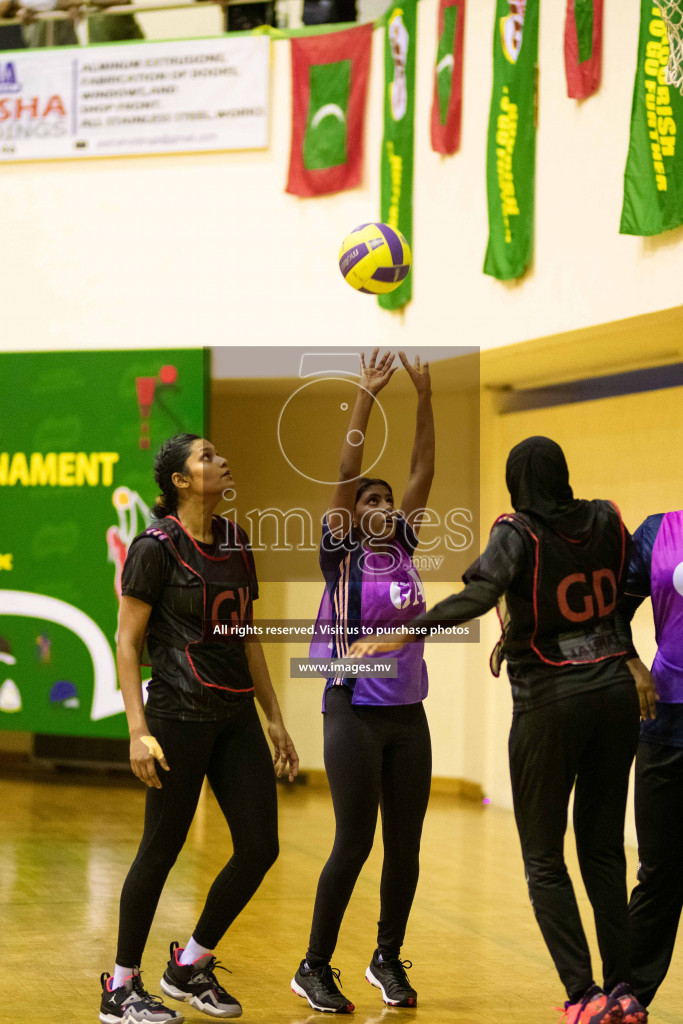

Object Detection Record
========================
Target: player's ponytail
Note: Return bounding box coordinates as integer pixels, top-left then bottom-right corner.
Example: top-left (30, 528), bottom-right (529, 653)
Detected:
top-left (151, 493), bottom-right (172, 519)
top-left (152, 433), bottom-right (201, 520)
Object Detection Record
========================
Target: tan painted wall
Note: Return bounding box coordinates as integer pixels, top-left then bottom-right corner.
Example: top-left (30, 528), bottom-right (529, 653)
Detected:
top-left (5, 0), bottom-right (683, 354)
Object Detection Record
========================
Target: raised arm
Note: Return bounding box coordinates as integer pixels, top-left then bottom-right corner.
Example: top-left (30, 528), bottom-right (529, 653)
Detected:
top-left (398, 352), bottom-right (434, 533)
top-left (326, 349), bottom-right (397, 538)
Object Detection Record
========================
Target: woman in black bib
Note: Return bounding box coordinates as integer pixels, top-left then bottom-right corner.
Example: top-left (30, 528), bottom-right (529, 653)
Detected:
top-left (99, 434), bottom-right (298, 1024)
top-left (351, 437), bottom-right (655, 1024)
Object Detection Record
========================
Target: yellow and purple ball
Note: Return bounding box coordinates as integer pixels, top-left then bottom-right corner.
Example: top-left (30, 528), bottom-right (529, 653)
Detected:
top-left (338, 222), bottom-right (412, 295)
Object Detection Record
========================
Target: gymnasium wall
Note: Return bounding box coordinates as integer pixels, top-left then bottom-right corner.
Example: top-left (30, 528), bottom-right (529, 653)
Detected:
top-left (4, 0), bottom-right (683, 354)
top-left (4, 0), bottom-right (683, 846)
top-left (211, 333), bottom-right (683, 852)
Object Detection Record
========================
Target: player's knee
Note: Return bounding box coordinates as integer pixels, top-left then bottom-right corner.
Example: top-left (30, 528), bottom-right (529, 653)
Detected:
top-left (334, 834), bottom-right (374, 869)
top-left (239, 833), bottom-right (279, 876)
top-left (261, 835), bottom-right (280, 872)
top-left (524, 850), bottom-right (568, 887)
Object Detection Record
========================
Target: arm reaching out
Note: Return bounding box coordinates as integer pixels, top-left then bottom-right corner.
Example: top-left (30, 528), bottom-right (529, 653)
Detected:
top-left (349, 524), bottom-right (525, 657)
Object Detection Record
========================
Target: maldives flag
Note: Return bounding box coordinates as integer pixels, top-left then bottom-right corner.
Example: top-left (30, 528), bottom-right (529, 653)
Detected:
top-left (430, 0), bottom-right (466, 154)
top-left (564, 0), bottom-right (603, 99)
top-left (286, 24), bottom-right (373, 197)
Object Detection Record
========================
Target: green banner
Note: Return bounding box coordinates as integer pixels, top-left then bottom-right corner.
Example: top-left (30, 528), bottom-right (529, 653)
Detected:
top-left (620, 0), bottom-right (683, 236)
top-left (304, 60), bottom-right (351, 170)
top-left (0, 349), bottom-right (207, 739)
top-left (436, 7), bottom-right (458, 124)
top-left (484, 0), bottom-right (539, 281)
top-left (379, 0), bottom-right (416, 310)
top-left (575, 0), bottom-right (594, 63)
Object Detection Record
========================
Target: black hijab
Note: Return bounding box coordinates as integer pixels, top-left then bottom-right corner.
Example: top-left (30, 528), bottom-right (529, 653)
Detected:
top-left (505, 436), bottom-right (595, 537)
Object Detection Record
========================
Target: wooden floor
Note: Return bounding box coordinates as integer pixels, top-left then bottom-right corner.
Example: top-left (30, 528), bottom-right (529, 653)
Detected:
top-left (1, 768), bottom-right (682, 1024)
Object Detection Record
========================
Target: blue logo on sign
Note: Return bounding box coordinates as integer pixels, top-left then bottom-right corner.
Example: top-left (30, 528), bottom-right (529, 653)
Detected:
top-left (0, 63), bottom-right (22, 95)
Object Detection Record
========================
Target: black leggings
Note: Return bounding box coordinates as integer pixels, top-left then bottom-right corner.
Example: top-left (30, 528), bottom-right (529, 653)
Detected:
top-left (629, 740), bottom-right (683, 1007)
top-left (307, 686), bottom-right (432, 962)
top-left (509, 680), bottom-right (640, 1002)
top-left (117, 701), bottom-right (279, 967)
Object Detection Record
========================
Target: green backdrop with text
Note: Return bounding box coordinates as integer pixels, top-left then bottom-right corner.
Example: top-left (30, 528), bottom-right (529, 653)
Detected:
top-left (0, 349), bottom-right (208, 739)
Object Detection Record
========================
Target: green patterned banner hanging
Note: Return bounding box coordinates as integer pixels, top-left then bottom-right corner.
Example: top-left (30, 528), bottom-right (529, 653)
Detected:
top-left (483, 0), bottom-right (539, 281)
top-left (379, 0), bottom-right (417, 310)
top-left (620, 0), bottom-right (683, 236)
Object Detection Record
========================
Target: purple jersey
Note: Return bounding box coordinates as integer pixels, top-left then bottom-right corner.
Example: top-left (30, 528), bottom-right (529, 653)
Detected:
top-left (352, 543), bottom-right (428, 705)
top-left (311, 517), bottom-right (428, 707)
top-left (650, 510), bottom-right (683, 702)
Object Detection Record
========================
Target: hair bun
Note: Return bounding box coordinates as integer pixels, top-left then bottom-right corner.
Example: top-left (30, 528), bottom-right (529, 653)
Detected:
top-left (151, 495), bottom-right (168, 520)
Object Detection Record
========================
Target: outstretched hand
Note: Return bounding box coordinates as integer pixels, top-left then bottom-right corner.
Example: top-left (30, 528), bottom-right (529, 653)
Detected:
top-left (360, 349), bottom-right (397, 396)
top-left (399, 351), bottom-right (431, 396)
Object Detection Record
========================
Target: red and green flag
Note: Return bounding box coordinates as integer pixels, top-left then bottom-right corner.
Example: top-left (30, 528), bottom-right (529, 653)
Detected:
top-left (621, 0), bottom-right (683, 236)
top-left (484, 0), bottom-right (539, 281)
top-left (430, 0), bottom-right (466, 154)
top-left (379, 0), bottom-right (417, 311)
top-left (286, 24), bottom-right (373, 198)
top-left (564, 0), bottom-right (603, 99)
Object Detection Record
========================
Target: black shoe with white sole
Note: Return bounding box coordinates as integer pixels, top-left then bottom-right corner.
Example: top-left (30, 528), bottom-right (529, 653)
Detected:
top-left (291, 960), bottom-right (355, 1013)
top-left (365, 951), bottom-right (417, 1007)
top-left (100, 968), bottom-right (184, 1023)
top-left (160, 941), bottom-right (242, 1018)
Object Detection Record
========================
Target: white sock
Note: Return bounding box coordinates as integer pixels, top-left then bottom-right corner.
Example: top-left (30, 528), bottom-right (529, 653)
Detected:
top-left (179, 937), bottom-right (212, 965)
top-left (113, 964), bottom-right (133, 989)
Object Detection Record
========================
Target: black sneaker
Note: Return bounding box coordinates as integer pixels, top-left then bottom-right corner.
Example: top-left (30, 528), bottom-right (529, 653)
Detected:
top-left (365, 951), bottom-right (417, 1007)
top-left (160, 941), bottom-right (242, 1018)
top-left (291, 959), bottom-right (355, 1013)
top-left (99, 968), bottom-right (184, 1023)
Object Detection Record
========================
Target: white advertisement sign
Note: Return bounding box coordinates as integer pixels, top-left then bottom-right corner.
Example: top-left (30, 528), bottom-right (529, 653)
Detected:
top-left (0, 35), bottom-right (269, 161)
